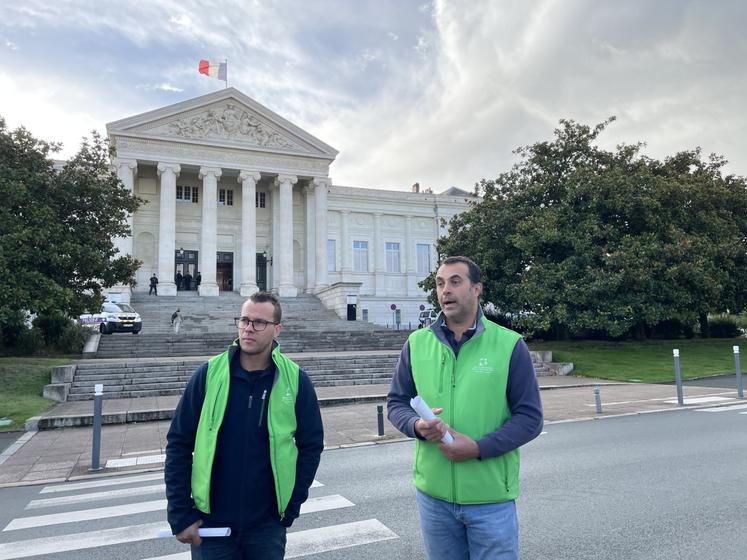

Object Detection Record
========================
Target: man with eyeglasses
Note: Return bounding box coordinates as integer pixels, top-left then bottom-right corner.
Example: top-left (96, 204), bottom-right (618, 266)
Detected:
top-left (165, 291), bottom-right (324, 559)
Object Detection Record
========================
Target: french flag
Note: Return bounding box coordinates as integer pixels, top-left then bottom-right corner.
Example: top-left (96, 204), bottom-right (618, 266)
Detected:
top-left (199, 59), bottom-right (227, 81)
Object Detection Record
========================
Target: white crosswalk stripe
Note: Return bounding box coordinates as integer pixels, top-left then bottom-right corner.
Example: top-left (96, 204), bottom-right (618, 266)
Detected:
top-left (695, 403), bottom-right (747, 413)
top-left (0, 473), bottom-right (398, 559)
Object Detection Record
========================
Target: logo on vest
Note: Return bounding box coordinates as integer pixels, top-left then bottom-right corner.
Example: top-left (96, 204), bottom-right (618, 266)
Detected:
top-left (282, 386), bottom-right (293, 404)
top-left (473, 357), bottom-right (494, 374)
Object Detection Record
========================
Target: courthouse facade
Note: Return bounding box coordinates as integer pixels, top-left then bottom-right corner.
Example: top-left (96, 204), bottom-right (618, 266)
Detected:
top-left (107, 88), bottom-right (471, 325)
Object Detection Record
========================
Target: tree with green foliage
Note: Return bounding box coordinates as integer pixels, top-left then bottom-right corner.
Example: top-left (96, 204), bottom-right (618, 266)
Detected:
top-left (423, 118), bottom-right (747, 339)
top-left (0, 118), bottom-right (143, 344)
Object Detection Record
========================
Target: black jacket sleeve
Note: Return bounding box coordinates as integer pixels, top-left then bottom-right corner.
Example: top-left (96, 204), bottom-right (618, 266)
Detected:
top-left (165, 363), bottom-right (208, 534)
top-left (280, 369), bottom-right (324, 527)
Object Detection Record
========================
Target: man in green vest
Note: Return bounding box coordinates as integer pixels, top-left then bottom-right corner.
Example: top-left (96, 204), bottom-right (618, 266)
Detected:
top-left (165, 291), bottom-right (324, 559)
top-left (387, 256), bottom-right (543, 559)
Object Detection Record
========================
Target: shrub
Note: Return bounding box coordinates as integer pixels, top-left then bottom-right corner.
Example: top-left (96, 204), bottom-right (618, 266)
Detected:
top-left (708, 317), bottom-right (741, 338)
top-left (54, 323), bottom-right (89, 354)
top-left (14, 328), bottom-right (44, 356)
top-left (33, 312), bottom-right (73, 346)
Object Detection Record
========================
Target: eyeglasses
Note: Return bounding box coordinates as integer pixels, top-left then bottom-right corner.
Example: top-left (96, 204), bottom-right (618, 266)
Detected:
top-left (234, 317), bottom-right (278, 331)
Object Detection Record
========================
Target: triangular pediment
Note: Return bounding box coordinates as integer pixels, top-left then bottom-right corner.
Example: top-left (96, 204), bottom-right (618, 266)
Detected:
top-left (107, 88), bottom-right (338, 160)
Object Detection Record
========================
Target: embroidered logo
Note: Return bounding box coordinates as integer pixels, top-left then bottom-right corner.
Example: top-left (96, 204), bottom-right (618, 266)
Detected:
top-left (473, 357), bottom-right (494, 374)
top-left (282, 387), bottom-right (294, 404)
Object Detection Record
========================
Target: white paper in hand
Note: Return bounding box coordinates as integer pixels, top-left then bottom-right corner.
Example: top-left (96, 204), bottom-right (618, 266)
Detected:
top-left (410, 395), bottom-right (454, 444)
top-left (157, 527), bottom-right (231, 538)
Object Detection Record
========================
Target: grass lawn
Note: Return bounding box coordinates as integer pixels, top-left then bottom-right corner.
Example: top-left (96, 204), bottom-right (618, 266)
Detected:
top-left (528, 337), bottom-right (745, 383)
top-left (0, 357), bottom-right (72, 432)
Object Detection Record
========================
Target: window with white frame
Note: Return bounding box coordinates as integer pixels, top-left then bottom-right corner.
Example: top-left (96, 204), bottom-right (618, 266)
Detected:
top-left (256, 192), bottom-right (266, 208)
top-left (362, 309), bottom-right (369, 321)
top-left (386, 242), bottom-right (401, 273)
top-left (327, 239), bottom-right (336, 272)
top-left (218, 188), bottom-right (234, 206)
top-left (176, 185), bottom-right (199, 203)
top-left (417, 243), bottom-right (431, 275)
top-left (353, 240), bottom-right (369, 272)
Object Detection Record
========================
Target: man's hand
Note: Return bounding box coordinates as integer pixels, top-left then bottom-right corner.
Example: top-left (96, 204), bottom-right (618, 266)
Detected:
top-left (439, 429), bottom-right (480, 462)
top-left (175, 520), bottom-right (202, 545)
top-left (414, 407), bottom-right (449, 442)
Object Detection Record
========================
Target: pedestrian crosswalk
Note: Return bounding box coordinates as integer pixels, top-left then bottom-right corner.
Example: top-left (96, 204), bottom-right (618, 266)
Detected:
top-left (0, 472), bottom-right (398, 559)
top-left (695, 402), bottom-right (747, 414)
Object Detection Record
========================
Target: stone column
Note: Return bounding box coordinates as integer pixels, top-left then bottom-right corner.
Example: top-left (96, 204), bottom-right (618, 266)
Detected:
top-left (156, 162), bottom-right (180, 296)
top-left (373, 212), bottom-right (385, 296)
top-left (276, 174), bottom-right (298, 297)
top-left (313, 177), bottom-right (329, 292)
top-left (303, 184), bottom-right (315, 293)
top-left (112, 158), bottom-right (137, 300)
top-left (340, 210), bottom-right (351, 282)
top-left (239, 170), bottom-right (261, 296)
top-left (199, 166), bottom-right (222, 296)
top-left (269, 183), bottom-right (279, 290)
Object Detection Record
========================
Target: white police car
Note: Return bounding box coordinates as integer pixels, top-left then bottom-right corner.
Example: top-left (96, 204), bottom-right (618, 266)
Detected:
top-left (78, 302), bottom-right (142, 335)
top-left (418, 308), bottom-right (439, 328)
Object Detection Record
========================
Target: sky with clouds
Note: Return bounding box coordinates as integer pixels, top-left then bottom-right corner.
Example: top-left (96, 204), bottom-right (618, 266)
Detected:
top-left (1, 0), bottom-right (745, 192)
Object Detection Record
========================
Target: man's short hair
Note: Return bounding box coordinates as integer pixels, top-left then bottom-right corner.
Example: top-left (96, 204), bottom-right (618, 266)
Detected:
top-left (441, 256), bottom-right (482, 284)
top-left (248, 291), bottom-right (282, 323)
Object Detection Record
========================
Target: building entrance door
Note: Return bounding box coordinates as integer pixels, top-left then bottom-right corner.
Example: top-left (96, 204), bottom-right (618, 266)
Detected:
top-left (217, 252), bottom-right (234, 291)
top-left (256, 253), bottom-right (267, 291)
top-left (175, 250), bottom-right (198, 290)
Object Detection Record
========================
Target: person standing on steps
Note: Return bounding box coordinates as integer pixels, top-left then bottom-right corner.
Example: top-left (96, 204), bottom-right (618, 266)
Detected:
top-left (149, 273), bottom-right (159, 296)
top-left (171, 309), bottom-right (183, 335)
top-left (165, 291), bottom-right (324, 559)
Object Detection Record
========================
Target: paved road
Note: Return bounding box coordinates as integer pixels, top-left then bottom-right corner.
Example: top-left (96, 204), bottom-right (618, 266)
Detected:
top-left (1, 402), bottom-right (746, 559)
top-left (0, 433), bottom-right (21, 455)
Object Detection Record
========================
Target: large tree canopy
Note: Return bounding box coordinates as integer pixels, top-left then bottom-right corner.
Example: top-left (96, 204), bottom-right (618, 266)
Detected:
top-left (425, 118), bottom-right (747, 339)
top-left (0, 118), bottom-right (143, 325)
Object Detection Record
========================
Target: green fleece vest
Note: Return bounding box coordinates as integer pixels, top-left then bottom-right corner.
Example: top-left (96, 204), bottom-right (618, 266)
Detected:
top-left (191, 342), bottom-right (299, 518)
top-left (410, 317), bottom-right (521, 504)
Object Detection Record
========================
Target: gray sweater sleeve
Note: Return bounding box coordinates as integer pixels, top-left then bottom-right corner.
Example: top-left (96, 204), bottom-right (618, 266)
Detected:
top-left (476, 338), bottom-right (544, 459)
top-left (386, 341), bottom-right (421, 439)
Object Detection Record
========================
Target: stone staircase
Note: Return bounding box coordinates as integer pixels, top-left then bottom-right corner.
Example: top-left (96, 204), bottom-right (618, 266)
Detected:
top-left (94, 292), bottom-right (410, 358)
top-left (44, 292), bottom-right (564, 403)
top-left (57, 351), bottom-right (553, 401)
top-left (65, 353), bottom-right (401, 401)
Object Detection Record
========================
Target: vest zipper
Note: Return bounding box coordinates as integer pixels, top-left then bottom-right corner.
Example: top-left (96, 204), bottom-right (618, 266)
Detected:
top-left (258, 389), bottom-right (267, 427)
top-left (248, 394), bottom-right (253, 408)
top-left (450, 351), bottom-right (457, 502)
top-left (439, 351), bottom-right (446, 393)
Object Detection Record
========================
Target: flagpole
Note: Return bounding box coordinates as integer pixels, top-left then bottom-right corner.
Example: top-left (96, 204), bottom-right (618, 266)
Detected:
top-left (225, 58), bottom-right (228, 89)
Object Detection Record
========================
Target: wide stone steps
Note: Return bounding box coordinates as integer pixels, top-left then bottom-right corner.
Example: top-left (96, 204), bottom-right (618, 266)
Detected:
top-left (66, 353), bottom-right (402, 400)
top-left (94, 330), bottom-right (411, 358)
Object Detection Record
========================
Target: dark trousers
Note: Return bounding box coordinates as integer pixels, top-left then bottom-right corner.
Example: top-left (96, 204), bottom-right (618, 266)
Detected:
top-left (190, 519), bottom-right (286, 560)
top-left (149, 285), bottom-right (157, 295)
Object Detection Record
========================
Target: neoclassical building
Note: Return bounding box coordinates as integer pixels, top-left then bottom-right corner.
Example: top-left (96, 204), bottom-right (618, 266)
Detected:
top-left (107, 88), bottom-right (471, 325)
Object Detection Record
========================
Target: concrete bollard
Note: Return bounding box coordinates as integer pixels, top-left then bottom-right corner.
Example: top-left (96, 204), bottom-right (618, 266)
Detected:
top-left (673, 349), bottom-right (684, 406)
top-left (593, 387), bottom-right (602, 413)
top-left (90, 383), bottom-right (104, 472)
top-left (735, 346), bottom-right (743, 399)
top-left (377, 405), bottom-right (384, 436)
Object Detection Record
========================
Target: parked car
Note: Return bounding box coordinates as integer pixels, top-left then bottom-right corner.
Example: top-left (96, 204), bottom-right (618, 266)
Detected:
top-left (78, 302), bottom-right (142, 334)
top-left (418, 308), bottom-right (439, 328)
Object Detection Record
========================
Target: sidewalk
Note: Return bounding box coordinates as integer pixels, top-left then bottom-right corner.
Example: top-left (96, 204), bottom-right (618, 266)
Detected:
top-left (0, 376), bottom-right (743, 487)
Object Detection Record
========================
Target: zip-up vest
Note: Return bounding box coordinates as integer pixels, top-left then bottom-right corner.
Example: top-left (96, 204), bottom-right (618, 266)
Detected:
top-left (409, 317), bottom-right (521, 504)
top-left (191, 342), bottom-right (300, 518)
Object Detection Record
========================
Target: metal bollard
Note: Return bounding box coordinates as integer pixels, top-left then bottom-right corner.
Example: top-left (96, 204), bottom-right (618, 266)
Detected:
top-left (593, 387), bottom-right (602, 413)
top-left (735, 346), bottom-right (743, 399)
top-left (90, 383), bottom-right (104, 471)
top-left (673, 349), bottom-right (684, 406)
top-left (376, 405), bottom-right (384, 436)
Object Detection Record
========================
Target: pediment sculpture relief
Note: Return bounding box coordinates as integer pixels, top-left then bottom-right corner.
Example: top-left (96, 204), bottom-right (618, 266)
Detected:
top-left (163, 103), bottom-right (302, 150)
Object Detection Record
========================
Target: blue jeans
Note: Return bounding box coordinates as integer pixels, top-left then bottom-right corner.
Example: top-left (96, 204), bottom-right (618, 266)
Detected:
top-left (190, 519), bottom-right (286, 560)
top-left (416, 489), bottom-right (519, 560)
